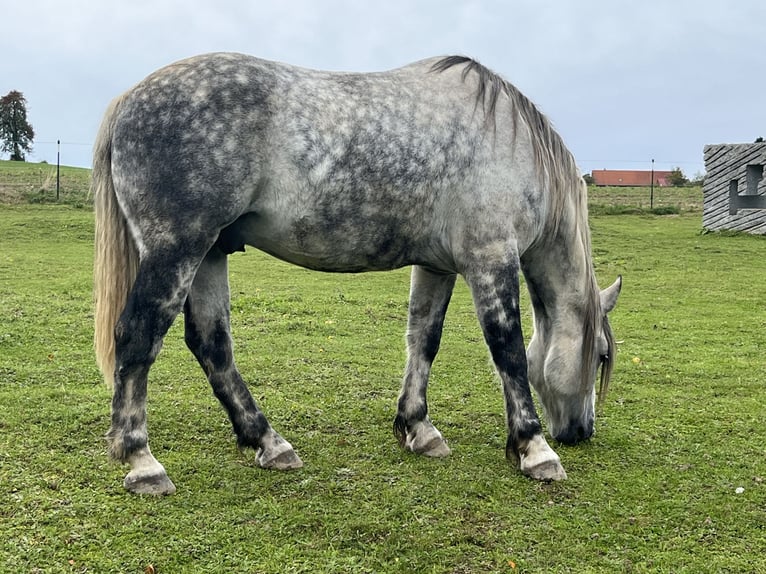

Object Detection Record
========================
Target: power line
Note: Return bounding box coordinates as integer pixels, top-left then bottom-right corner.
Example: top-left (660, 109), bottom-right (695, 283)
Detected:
top-left (35, 140), bottom-right (92, 146)
top-left (579, 159), bottom-right (701, 165)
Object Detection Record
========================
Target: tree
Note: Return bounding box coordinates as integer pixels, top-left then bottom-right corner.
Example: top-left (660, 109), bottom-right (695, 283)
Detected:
top-left (755, 137), bottom-right (764, 143)
top-left (0, 90), bottom-right (35, 161)
top-left (667, 166), bottom-right (689, 187)
top-left (689, 171), bottom-right (705, 186)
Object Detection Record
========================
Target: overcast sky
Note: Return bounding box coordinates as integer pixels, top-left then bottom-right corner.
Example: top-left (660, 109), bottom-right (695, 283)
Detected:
top-left (2, 1), bottom-right (763, 177)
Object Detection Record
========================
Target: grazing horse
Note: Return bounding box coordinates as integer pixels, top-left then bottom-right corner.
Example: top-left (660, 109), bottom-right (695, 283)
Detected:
top-left (92, 53), bottom-right (621, 495)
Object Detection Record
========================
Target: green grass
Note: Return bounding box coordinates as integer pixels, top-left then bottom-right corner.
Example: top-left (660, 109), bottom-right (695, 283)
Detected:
top-left (0, 160), bottom-right (91, 206)
top-left (588, 185), bottom-right (703, 214)
top-left (1, 199), bottom-right (765, 573)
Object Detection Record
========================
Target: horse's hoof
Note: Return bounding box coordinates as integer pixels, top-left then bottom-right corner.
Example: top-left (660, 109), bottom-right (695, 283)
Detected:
top-left (412, 436), bottom-right (451, 457)
top-left (123, 470), bottom-right (177, 495)
top-left (521, 459), bottom-right (568, 482)
top-left (404, 421), bottom-right (451, 457)
top-left (256, 445), bottom-right (304, 470)
top-left (514, 434), bottom-right (567, 482)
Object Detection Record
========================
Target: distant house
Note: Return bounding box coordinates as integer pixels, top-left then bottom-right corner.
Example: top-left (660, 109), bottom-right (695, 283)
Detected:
top-left (590, 169), bottom-right (672, 187)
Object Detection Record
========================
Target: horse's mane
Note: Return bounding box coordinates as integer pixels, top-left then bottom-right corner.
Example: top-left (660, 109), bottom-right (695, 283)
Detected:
top-left (430, 56), bottom-right (578, 237)
top-left (431, 56), bottom-right (614, 401)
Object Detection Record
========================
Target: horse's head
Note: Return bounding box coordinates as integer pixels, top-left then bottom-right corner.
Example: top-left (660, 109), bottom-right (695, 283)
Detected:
top-left (527, 276), bottom-right (621, 445)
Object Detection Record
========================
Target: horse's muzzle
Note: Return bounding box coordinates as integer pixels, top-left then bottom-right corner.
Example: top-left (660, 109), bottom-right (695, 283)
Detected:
top-left (554, 419), bottom-right (594, 445)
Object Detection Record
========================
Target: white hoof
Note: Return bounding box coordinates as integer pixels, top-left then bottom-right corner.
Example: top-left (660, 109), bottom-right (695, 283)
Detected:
top-left (256, 432), bottom-right (303, 470)
top-left (124, 469), bottom-right (177, 495)
top-left (405, 420), bottom-right (451, 458)
top-left (518, 435), bottom-right (567, 482)
top-left (124, 447), bottom-right (176, 495)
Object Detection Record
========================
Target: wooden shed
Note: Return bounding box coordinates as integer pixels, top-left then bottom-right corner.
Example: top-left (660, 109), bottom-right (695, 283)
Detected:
top-left (703, 143), bottom-right (766, 234)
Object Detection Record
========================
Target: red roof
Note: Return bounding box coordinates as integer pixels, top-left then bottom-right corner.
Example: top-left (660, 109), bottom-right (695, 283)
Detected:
top-left (591, 169), bottom-right (672, 187)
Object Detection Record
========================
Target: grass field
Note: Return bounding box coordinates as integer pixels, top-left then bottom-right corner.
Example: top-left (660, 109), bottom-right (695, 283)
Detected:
top-left (0, 160), bottom-right (91, 206)
top-left (1, 173), bottom-right (765, 572)
top-left (587, 185), bottom-right (703, 214)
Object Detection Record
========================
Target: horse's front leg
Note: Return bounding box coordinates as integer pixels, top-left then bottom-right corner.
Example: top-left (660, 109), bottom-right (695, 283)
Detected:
top-left (394, 266), bottom-right (456, 457)
top-left (465, 257), bottom-right (567, 482)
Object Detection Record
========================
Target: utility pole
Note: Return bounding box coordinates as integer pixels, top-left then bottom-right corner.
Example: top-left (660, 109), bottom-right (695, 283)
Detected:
top-left (56, 140), bottom-right (60, 201)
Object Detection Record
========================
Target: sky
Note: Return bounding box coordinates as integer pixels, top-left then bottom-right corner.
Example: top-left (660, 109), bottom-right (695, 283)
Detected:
top-left (2, 0), bottom-right (764, 178)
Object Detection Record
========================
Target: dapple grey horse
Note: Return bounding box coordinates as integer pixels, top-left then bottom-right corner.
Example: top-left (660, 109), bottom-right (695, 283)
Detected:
top-left (92, 53), bottom-right (621, 495)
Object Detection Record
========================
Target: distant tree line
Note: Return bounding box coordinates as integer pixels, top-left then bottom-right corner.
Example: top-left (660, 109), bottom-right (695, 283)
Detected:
top-left (0, 90), bottom-right (35, 161)
top-left (661, 167), bottom-right (705, 187)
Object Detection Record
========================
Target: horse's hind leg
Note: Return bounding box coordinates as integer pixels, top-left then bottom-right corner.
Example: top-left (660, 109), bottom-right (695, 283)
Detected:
top-left (464, 251), bottom-right (567, 482)
top-left (108, 253), bottom-right (204, 495)
top-left (394, 266), bottom-right (456, 457)
top-left (183, 247), bottom-right (303, 471)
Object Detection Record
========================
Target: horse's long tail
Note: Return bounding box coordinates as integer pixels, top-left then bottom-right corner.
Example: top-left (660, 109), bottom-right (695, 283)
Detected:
top-left (93, 95), bottom-right (139, 388)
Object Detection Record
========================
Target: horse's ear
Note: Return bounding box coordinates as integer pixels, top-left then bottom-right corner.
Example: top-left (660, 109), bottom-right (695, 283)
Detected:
top-left (600, 275), bottom-right (622, 314)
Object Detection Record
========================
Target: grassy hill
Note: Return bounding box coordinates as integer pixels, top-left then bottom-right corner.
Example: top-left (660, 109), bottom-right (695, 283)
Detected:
top-left (588, 184), bottom-right (703, 213)
top-left (0, 159), bottom-right (91, 206)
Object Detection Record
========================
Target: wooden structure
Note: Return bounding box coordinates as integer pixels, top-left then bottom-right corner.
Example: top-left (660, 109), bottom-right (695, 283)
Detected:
top-left (590, 169), bottom-right (672, 187)
top-left (703, 143), bottom-right (766, 234)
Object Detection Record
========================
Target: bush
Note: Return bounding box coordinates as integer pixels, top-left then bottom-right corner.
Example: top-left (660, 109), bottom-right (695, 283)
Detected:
top-left (650, 205), bottom-right (680, 215)
top-left (667, 167), bottom-right (689, 187)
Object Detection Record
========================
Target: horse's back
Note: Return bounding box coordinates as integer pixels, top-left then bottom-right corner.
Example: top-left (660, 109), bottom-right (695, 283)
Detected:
top-left (247, 57), bottom-right (499, 272)
top-left (108, 53), bottom-right (544, 272)
top-left (112, 52), bottom-right (478, 177)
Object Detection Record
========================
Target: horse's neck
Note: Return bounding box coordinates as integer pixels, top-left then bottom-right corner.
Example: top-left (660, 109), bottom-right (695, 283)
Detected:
top-left (522, 218), bottom-right (594, 328)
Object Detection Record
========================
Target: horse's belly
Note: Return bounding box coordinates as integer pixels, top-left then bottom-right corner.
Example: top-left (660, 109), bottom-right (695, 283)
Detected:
top-left (218, 211), bottom-right (428, 273)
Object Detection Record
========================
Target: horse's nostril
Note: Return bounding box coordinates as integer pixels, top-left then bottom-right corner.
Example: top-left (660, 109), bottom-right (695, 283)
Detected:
top-left (556, 421), bottom-right (593, 445)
